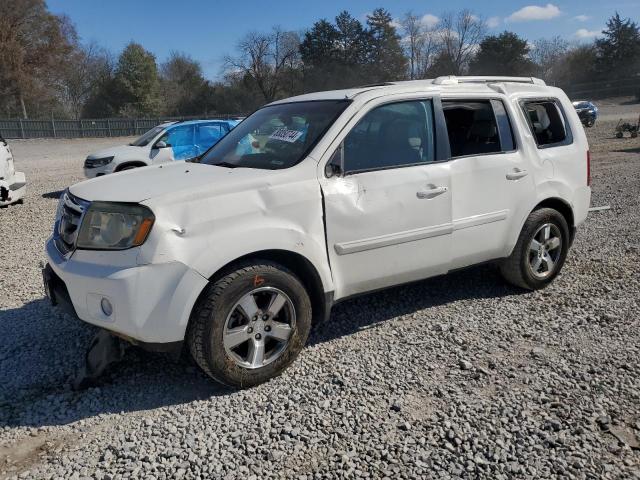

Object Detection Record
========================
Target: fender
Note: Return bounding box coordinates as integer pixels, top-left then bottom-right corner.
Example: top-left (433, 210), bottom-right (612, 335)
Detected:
top-left (505, 179), bottom-right (574, 255)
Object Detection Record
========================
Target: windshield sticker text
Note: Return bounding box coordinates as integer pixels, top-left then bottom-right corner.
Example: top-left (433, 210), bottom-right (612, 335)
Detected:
top-left (269, 128), bottom-right (304, 143)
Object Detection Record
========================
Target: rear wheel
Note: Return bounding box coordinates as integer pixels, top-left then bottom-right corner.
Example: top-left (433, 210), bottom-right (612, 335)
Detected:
top-left (187, 262), bottom-right (312, 388)
top-left (499, 208), bottom-right (570, 290)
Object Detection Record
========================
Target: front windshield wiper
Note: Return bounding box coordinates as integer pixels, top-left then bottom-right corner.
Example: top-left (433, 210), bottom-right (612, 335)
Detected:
top-left (211, 161), bottom-right (241, 169)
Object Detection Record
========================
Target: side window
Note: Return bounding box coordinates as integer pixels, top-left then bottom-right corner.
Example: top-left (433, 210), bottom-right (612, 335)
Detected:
top-left (442, 100), bottom-right (502, 157)
top-left (522, 100), bottom-right (570, 147)
top-left (342, 100), bottom-right (435, 173)
top-left (197, 124), bottom-right (225, 146)
top-left (163, 125), bottom-right (194, 147)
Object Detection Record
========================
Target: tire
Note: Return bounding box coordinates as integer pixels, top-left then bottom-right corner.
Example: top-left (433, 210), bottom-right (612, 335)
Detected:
top-left (616, 132), bottom-right (624, 139)
top-left (499, 208), bottom-right (570, 290)
top-left (187, 261), bottom-right (312, 388)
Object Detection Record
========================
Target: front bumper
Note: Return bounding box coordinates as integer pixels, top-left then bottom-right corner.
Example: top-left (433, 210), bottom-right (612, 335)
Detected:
top-left (84, 164), bottom-right (114, 178)
top-left (0, 172), bottom-right (26, 206)
top-left (44, 237), bottom-right (209, 344)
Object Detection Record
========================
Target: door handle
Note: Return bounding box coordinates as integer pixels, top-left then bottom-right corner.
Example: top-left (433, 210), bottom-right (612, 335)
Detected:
top-left (506, 168), bottom-right (528, 180)
top-left (417, 186), bottom-right (448, 199)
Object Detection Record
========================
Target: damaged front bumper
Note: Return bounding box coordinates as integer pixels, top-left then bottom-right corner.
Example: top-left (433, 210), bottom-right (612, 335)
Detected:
top-left (44, 236), bottom-right (209, 351)
top-left (0, 172), bottom-right (26, 206)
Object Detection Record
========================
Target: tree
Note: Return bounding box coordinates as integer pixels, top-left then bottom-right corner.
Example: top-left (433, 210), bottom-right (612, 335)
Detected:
top-left (553, 45), bottom-right (598, 87)
top-left (401, 12), bottom-right (423, 79)
top-left (437, 10), bottom-right (486, 75)
top-left (225, 27), bottom-right (300, 103)
top-left (469, 31), bottom-right (535, 76)
top-left (0, 0), bottom-right (76, 118)
top-left (530, 36), bottom-right (569, 82)
top-left (160, 52), bottom-right (211, 116)
top-left (300, 19), bottom-right (338, 67)
top-left (334, 11), bottom-right (368, 65)
top-left (59, 42), bottom-right (113, 119)
top-left (366, 8), bottom-right (407, 82)
top-left (111, 42), bottom-right (161, 116)
top-left (595, 12), bottom-right (640, 79)
top-left (300, 13), bottom-right (370, 91)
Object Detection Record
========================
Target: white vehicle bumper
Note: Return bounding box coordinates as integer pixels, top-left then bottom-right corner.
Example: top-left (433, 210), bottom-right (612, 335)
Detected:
top-left (84, 164), bottom-right (115, 178)
top-left (44, 237), bottom-right (209, 345)
top-left (0, 171), bottom-right (26, 206)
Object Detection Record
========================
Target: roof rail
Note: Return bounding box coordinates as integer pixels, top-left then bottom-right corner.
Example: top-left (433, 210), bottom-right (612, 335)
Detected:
top-left (433, 76), bottom-right (546, 86)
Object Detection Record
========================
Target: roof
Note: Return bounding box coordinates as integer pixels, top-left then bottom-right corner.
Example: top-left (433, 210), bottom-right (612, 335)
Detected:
top-left (161, 119), bottom-right (239, 128)
top-left (268, 76), bottom-right (555, 106)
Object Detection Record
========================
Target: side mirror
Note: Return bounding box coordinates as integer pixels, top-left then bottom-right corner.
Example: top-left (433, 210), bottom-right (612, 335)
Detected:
top-left (155, 140), bottom-right (171, 149)
top-left (325, 143), bottom-right (344, 178)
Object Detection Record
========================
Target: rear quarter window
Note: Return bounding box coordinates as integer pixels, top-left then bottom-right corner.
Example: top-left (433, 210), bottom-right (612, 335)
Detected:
top-left (522, 100), bottom-right (573, 148)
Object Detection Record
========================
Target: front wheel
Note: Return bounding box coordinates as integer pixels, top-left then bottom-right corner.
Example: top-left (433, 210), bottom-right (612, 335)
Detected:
top-left (187, 261), bottom-right (312, 388)
top-left (499, 208), bottom-right (570, 290)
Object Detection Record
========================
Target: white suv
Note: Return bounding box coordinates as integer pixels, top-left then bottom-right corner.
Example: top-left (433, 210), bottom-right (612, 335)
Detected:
top-left (0, 135), bottom-right (26, 207)
top-left (44, 76), bottom-right (591, 387)
top-left (83, 119), bottom-right (239, 178)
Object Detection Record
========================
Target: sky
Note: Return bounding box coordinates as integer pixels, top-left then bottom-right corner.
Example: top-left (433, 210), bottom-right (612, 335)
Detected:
top-left (47, 0), bottom-right (640, 80)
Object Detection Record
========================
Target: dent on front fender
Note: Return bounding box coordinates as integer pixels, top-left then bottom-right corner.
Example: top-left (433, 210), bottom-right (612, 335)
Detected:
top-left (137, 174), bottom-right (334, 293)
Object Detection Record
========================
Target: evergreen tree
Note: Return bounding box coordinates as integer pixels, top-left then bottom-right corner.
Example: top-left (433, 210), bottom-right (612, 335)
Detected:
top-left (112, 42), bottom-right (161, 116)
top-left (469, 32), bottom-right (535, 76)
top-left (595, 12), bottom-right (640, 79)
top-left (365, 8), bottom-right (407, 82)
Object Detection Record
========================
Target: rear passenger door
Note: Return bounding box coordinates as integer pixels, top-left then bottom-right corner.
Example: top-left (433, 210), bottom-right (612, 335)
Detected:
top-left (444, 98), bottom-right (536, 269)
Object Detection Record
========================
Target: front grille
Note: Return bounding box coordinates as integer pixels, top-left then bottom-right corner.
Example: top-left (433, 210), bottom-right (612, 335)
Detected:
top-left (54, 192), bottom-right (89, 255)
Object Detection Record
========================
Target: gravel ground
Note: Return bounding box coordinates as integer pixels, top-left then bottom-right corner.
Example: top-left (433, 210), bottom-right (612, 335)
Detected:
top-left (1, 109), bottom-right (640, 479)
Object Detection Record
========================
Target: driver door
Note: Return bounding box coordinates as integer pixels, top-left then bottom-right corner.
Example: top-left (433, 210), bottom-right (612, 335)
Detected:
top-left (319, 97), bottom-right (453, 299)
top-left (151, 125), bottom-right (195, 163)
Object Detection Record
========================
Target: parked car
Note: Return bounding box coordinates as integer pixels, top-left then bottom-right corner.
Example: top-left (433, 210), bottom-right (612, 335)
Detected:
top-left (572, 100), bottom-right (598, 127)
top-left (0, 133), bottom-right (26, 207)
top-left (44, 76), bottom-right (591, 388)
top-left (83, 119), bottom-right (240, 177)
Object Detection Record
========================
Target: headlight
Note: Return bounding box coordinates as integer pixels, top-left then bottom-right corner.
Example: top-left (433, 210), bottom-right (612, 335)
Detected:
top-left (76, 202), bottom-right (155, 250)
top-left (84, 156), bottom-right (114, 168)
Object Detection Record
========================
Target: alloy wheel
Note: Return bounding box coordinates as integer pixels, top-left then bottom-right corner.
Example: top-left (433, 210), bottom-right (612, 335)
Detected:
top-left (527, 223), bottom-right (562, 279)
top-left (223, 287), bottom-right (296, 369)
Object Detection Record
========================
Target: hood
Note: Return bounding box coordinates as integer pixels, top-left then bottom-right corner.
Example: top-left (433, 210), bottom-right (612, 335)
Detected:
top-left (69, 162), bottom-right (283, 203)
top-left (86, 144), bottom-right (144, 160)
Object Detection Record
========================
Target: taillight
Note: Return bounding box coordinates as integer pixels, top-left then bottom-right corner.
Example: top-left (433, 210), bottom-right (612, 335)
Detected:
top-left (586, 150), bottom-right (591, 186)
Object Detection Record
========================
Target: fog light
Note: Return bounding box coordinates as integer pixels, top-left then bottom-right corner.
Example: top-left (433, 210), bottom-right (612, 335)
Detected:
top-left (100, 298), bottom-right (113, 317)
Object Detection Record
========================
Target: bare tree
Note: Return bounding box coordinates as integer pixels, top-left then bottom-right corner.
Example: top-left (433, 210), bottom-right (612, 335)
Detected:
top-left (59, 42), bottom-right (113, 119)
top-left (401, 12), bottom-right (423, 79)
top-left (225, 27), bottom-right (300, 103)
top-left (530, 36), bottom-right (569, 83)
top-left (436, 10), bottom-right (486, 75)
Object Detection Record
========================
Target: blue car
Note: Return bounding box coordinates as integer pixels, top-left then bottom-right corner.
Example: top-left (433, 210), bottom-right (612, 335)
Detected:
top-left (84, 119), bottom-right (241, 177)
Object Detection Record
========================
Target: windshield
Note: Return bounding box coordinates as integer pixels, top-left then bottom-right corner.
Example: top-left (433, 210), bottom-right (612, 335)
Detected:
top-left (130, 126), bottom-right (166, 147)
top-left (200, 100), bottom-right (350, 169)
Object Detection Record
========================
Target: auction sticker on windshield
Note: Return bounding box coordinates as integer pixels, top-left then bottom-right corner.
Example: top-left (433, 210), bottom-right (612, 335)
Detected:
top-left (270, 128), bottom-right (304, 143)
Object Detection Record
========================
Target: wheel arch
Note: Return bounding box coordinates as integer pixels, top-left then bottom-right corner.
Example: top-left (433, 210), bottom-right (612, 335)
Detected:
top-left (195, 249), bottom-right (331, 328)
top-left (114, 161), bottom-right (148, 171)
top-left (533, 197), bottom-right (575, 242)
top-left (506, 195), bottom-right (576, 257)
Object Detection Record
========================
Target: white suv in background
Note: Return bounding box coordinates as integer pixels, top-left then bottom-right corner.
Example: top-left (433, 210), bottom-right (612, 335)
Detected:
top-left (0, 134), bottom-right (26, 207)
top-left (44, 76), bottom-right (591, 387)
top-left (83, 119), bottom-right (239, 177)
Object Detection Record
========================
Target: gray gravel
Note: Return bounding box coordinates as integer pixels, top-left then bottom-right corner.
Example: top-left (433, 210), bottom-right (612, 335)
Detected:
top-left (1, 114), bottom-right (640, 479)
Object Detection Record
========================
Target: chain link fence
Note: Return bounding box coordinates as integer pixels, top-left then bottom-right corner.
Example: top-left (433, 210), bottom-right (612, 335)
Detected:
top-left (0, 115), bottom-right (244, 139)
